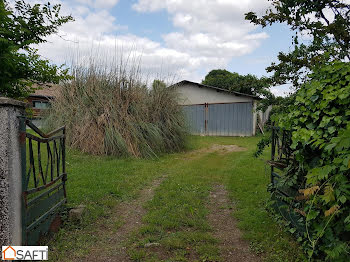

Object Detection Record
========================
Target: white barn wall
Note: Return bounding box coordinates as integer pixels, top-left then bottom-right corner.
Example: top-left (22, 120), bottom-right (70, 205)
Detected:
top-left (176, 84), bottom-right (254, 105)
top-left (175, 82), bottom-right (259, 136)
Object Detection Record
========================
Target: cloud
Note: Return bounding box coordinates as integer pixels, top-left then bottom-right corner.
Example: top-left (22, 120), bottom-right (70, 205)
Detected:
top-left (132, 0), bottom-right (271, 76)
top-left (74, 0), bottom-right (120, 9)
top-left (31, 0), bottom-right (274, 84)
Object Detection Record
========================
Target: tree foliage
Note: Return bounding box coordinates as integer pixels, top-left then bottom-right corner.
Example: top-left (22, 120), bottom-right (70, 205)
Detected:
top-left (0, 0), bottom-right (73, 98)
top-left (202, 69), bottom-right (279, 110)
top-left (152, 79), bottom-right (167, 90)
top-left (245, 0), bottom-right (350, 87)
top-left (202, 69), bottom-right (270, 96)
top-left (265, 61), bottom-right (350, 260)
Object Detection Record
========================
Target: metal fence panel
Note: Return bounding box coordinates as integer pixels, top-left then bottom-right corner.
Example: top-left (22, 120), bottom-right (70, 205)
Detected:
top-left (20, 119), bottom-right (67, 245)
top-left (183, 102), bottom-right (253, 136)
top-left (183, 104), bottom-right (206, 135)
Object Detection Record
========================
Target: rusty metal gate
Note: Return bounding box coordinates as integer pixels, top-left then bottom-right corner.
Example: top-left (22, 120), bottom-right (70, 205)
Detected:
top-left (183, 102), bottom-right (253, 136)
top-left (19, 118), bottom-right (67, 245)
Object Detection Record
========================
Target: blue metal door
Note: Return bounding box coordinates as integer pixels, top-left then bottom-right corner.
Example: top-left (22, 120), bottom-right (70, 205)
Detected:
top-left (208, 103), bottom-right (253, 136)
top-left (183, 102), bottom-right (253, 136)
top-left (182, 105), bottom-right (206, 135)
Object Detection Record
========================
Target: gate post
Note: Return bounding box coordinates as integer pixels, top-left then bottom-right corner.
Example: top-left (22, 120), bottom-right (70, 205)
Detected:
top-left (0, 97), bottom-right (26, 246)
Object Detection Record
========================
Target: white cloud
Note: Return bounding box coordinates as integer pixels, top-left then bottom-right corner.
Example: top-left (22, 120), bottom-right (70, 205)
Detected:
top-left (94, 0), bottom-right (119, 9)
top-left (74, 0), bottom-right (119, 9)
top-left (31, 0), bottom-right (274, 84)
top-left (132, 0), bottom-right (271, 77)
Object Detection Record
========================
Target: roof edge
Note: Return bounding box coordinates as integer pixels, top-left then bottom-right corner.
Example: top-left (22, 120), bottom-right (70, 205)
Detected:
top-left (28, 94), bottom-right (55, 99)
top-left (170, 80), bottom-right (262, 100)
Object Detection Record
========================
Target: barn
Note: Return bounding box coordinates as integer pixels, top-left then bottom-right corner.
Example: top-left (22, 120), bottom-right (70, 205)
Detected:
top-left (173, 80), bottom-right (261, 136)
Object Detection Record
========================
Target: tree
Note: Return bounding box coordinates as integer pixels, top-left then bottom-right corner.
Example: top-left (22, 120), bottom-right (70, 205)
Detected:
top-left (202, 69), bottom-right (270, 96)
top-left (245, 0), bottom-right (350, 87)
top-left (152, 79), bottom-right (167, 90)
top-left (0, 0), bottom-right (73, 99)
top-left (202, 69), bottom-right (276, 110)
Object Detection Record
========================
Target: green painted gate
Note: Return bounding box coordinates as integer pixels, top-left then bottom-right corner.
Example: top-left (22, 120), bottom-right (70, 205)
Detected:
top-left (19, 118), bottom-right (67, 245)
top-left (268, 126), bottom-right (305, 234)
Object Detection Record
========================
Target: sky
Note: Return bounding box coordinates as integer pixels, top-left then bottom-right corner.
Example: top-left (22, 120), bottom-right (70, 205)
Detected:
top-left (26, 0), bottom-right (298, 96)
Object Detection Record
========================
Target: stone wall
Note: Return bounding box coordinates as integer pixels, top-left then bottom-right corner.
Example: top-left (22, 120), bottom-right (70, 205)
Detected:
top-left (0, 97), bottom-right (26, 246)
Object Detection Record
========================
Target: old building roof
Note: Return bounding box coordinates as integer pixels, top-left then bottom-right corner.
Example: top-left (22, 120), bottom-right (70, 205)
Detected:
top-left (30, 84), bottom-right (61, 99)
top-left (171, 80), bottom-right (262, 100)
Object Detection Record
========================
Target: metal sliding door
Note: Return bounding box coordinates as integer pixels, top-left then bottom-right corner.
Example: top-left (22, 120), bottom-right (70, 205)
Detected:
top-left (183, 102), bottom-right (253, 136)
top-left (207, 103), bottom-right (253, 136)
top-left (182, 104), bottom-right (206, 135)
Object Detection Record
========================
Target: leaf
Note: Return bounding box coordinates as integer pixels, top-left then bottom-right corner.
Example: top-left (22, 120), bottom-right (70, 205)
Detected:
top-left (307, 210), bottom-right (320, 221)
top-left (345, 215), bottom-right (350, 224)
top-left (328, 126), bottom-right (336, 134)
top-left (324, 143), bottom-right (336, 152)
top-left (300, 186), bottom-right (320, 196)
top-left (307, 166), bottom-right (334, 182)
top-left (339, 196), bottom-right (347, 204)
top-left (324, 205), bottom-right (340, 217)
top-left (310, 95), bottom-right (319, 102)
top-left (322, 185), bottom-right (335, 203)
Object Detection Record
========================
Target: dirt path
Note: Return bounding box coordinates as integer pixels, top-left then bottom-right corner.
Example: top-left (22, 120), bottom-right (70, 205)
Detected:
top-left (208, 184), bottom-right (261, 262)
top-left (184, 144), bottom-right (246, 160)
top-left (73, 176), bottom-right (166, 262)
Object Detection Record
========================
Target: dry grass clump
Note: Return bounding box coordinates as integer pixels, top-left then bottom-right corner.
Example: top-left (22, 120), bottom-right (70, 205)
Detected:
top-left (47, 62), bottom-right (187, 158)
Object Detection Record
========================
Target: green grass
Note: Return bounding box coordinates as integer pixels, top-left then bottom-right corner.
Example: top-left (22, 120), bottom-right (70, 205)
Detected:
top-left (46, 151), bottom-right (173, 260)
top-left (44, 136), bottom-right (306, 261)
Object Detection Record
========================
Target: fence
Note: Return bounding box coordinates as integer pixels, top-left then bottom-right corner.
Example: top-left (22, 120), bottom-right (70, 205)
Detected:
top-left (0, 97), bottom-right (67, 246)
top-left (268, 126), bottom-right (306, 234)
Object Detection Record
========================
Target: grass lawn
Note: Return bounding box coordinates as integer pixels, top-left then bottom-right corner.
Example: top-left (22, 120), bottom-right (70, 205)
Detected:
top-left (45, 135), bottom-right (306, 261)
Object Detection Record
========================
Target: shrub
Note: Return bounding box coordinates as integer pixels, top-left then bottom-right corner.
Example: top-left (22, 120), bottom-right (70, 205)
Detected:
top-left (274, 61), bottom-right (350, 260)
top-left (46, 61), bottom-right (188, 158)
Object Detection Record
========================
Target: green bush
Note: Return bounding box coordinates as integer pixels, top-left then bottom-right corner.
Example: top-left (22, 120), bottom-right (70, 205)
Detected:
top-left (46, 62), bottom-right (188, 158)
top-left (275, 61), bottom-right (350, 260)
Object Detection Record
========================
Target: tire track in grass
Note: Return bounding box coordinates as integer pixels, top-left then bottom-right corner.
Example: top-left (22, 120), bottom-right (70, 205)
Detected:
top-left (127, 152), bottom-right (229, 261)
top-left (72, 175), bottom-right (167, 262)
top-left (208, 184), bottom-right (261, 262)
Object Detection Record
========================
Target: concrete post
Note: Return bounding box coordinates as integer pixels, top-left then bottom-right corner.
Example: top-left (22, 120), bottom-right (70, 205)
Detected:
top-left (0, 97), bottom-right (26, 246)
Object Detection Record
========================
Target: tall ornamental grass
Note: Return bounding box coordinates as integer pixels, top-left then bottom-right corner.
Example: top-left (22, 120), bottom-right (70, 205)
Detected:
top-left (46, 61), bottom-right (187, 158)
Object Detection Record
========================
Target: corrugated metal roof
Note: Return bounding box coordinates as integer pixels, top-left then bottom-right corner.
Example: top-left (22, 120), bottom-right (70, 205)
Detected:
top-left (171, 80), bottom-right (262, 100)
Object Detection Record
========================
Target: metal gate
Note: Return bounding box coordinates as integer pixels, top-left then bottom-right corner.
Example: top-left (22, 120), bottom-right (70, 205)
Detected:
top-left (268, 126), bottom-right (305, 234)
top-left (183, 102), bottom-right (253, 136)
top-left (19, 118), bottom-right (67, 245)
